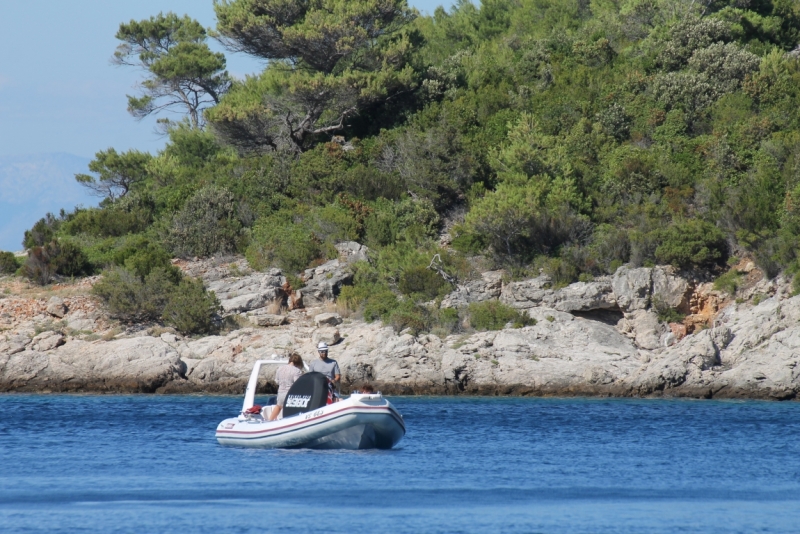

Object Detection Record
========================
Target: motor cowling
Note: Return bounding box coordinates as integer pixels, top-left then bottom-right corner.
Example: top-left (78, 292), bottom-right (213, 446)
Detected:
top-left (283, 372), bottom-right (329, 417)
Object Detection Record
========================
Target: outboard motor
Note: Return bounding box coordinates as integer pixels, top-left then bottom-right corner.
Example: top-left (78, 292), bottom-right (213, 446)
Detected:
top-left (283, 372), bottom-right (329, 417)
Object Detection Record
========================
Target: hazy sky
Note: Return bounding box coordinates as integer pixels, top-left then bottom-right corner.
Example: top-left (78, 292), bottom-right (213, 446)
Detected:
top-left (0, 0), bottom-right (457, 160)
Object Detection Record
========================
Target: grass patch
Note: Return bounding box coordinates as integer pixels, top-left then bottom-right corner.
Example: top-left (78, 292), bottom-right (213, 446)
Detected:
top-left (713, 269), bottom-right (741, 295)
top-left (468, 301), bottom-right (536, 331)
top-left (652, 296), bottom-right (686, 324)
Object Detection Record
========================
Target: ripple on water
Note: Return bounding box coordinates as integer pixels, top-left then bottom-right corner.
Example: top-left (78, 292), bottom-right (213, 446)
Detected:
top-left (1, 395), bottom-right (799, 533)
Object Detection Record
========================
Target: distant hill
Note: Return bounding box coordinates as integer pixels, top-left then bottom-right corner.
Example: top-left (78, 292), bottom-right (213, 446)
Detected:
top-left (0, 153), bottom-right (97, 252)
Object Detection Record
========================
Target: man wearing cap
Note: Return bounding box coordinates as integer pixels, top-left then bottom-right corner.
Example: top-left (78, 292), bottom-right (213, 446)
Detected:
top-left (308, 341), bottom-right (341, 384)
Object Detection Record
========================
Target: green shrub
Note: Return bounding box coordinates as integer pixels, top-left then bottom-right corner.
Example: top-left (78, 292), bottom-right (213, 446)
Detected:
top-left (162, 278), bottom-right (220, 335)
top-left (52, 241), bottom-right (92, 277)
top-left (363, 290), bottom-right (401, 322)
top-left (336, 262), bottom-right (393, 317)
top-left (0, 252), bottom-right (19, 274)
top-left (309, 204), bottom-right (361, 244)
top-left (23, 213), bottom-right (62, 249)
top-left (463, 182), bottom-right (542, 259)
top-left (166, 185), bottom-right (243, 257)
top-left (430, 306), bottom-right (461, 335)
top-left (22, 247), bottom-right (55, 285)
top-left (713, 269), bottom-right (741, 295)
top-left (162, 122), bottom-right (223, 166)
top-left (92, 267), bottom-right (176, 322)
top-left (247, 216), bottom-right (322, 273)
top-left (450, 229), bottom-right (486, 254)
top-left (398, 265), bottom-right (451, 299)
top-left (535, 255), bottom-right (579, 288)
top-left (364, 198), bottom-right (440, 248)
top-left (337, 165), bottom-right (404, 201)
top-left (21, 240), bottom-right (93, 285)
top-left (337, 284), bottom-right (371, 313)
top-left (657, 307), bottom-right (685, 324)
top-left (379, 121), bottom-right (477, 210)
top-left (588, 224), bottom-right (630, 274)
top-left (374, 242), bottom-right (468, 289)
top-left (659, 17), bottom-right (732, 70)
top-left (653, 220), bottom-right (727, 269)
top-left (63, 193), bottom-right (155, 238)
top-left (652, 295), bottom-right (686, 323)
top-left (387, 300), bottom-right (429, 334)
top-left (468, 301), bottom-right (536, 331)
top-left (464, 179), bottom-right (590, 264)
top-left (121, 245), bottom-right (179, 281)
top-left (687, 42), bottom-right (760, 94)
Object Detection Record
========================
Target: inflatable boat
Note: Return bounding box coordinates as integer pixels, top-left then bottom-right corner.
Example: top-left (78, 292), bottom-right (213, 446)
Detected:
top-left (215, 359), bottom-right (406, 450)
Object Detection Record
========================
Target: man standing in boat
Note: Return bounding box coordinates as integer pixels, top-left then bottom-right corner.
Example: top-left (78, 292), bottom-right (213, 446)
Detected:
top-left (309, 342), bottom-right (341, 400)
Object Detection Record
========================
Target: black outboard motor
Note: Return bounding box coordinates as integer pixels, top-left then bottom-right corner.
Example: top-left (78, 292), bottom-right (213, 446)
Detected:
top-left (283, 372), bottom-right (329, 417)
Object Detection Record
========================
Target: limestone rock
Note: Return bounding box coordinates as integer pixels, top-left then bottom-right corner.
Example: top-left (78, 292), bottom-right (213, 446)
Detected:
top-left (500, 276), bottom-right (554, 309)
top-left (2, 255), bottom-right (800, 401)
top-left (708, 296), bottom-right (800, 399)
top-left (625, 329), bottom-right (718, 394)
top-left (547, 278), bottom-right (616, 312)
top-left (0, 336), bottom-right (184, 392)
top-left (206, 269), bottom-right (286, 314)
top-left (627, 310), bottom-right (665, 350)
top-left (441, 271), bottom-right (503, 308)
top-left (160, 333), bottom-right (179, 344)
top-left (500, 275), bottom-right (616, 313)
top-left (66, 312), bottom-right (97, 332)
top-left (250, 314), bottom-right (288, 327)
top-left (651, 267), bottom-right (690, 310)
top-left (612, 266), bottom-right (652, 312)
top-left (661, 332), bottom-right (676, 347)
top-left (315, 312), bottom-right (343, 326)
top-left (335, 241), bottom-right (369, 264)
top-left (185, 336), bottom-right (226, 358)
top-left (0, 335), bottom-right (31, 355)
top-left (175, 256), bottom-right (252, 282)
top-left (46, 297), bottom-right (67, 318)
top-left (301, 260), bottom-right (353, 306)
top-left (313, 327), bottom-right (341, 346)
top-left (31, 331), bottom-right (65, 352)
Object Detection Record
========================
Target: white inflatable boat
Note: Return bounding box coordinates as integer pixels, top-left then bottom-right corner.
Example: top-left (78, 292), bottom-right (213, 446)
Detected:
top-left (215, 359), bottom-right (406, 450)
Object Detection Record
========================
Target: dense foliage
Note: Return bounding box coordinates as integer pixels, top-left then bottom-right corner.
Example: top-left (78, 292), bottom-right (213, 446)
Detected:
top-left (0, 252), bottom-right (19, 275)
top-left (12, 0), bottom-right (800, 331)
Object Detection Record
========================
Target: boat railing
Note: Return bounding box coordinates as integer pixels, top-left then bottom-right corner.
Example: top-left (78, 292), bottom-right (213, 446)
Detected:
top-left (242, 357), bottom-right (310, 413)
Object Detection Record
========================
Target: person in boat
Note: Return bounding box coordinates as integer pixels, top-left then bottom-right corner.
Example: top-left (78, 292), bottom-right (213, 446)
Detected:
top-left (361, 384), bottom-right (375, 394)
top-left (269, 353), bottom-right (304, 421)
top-left (309, 341), bottom-right (341, 383)
top-left (309, 341), bottom-right (341, 403)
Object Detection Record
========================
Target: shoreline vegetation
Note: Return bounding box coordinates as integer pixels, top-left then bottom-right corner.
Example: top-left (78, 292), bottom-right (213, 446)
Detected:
top-left (4, 0), bottom-right (800, 399)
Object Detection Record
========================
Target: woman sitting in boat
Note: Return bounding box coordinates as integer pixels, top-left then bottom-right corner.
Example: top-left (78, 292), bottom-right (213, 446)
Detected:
top-left (269, 353), bottom-right (304, 421)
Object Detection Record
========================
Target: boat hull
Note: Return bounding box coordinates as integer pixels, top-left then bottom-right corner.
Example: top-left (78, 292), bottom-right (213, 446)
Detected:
top-left (216, 397), bottom-right (405, 450)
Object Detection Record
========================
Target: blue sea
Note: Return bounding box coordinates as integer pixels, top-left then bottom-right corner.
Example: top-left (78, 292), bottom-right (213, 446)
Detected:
top-left (1, 395), bottom-right (799, 533)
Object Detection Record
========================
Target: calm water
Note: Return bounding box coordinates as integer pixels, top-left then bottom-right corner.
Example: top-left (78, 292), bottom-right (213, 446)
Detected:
top-left (1, 395), bottom-right (799, 533)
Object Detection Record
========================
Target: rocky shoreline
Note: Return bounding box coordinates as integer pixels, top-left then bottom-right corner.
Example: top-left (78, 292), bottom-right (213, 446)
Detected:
top-left (1, 249), bottom-right (798, 400)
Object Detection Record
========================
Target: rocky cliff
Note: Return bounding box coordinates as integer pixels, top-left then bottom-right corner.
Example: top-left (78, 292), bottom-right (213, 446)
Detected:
top-left (1, 250), bottom-right (797, 400)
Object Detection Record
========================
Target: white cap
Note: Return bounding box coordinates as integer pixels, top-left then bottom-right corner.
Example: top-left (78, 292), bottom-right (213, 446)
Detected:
top-left (317, 341), bottom-right (328, 351)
